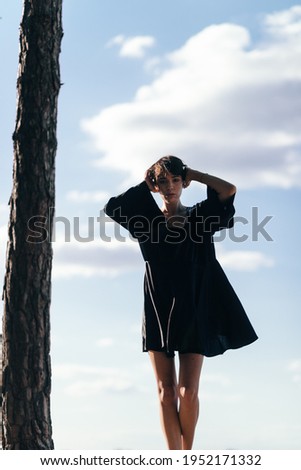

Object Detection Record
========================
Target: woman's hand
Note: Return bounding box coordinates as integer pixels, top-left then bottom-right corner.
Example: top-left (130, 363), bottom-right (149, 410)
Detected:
top-left (144, 169), bottom-right (159, 192)
top-left (183, 167), bottom-right (195, 189)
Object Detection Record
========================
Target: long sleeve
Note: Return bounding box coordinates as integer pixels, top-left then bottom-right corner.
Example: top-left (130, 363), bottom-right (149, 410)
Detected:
top-left (191, 186), bottom-right (235, 233)
top-left (103, 181), bottom-right (161, 238)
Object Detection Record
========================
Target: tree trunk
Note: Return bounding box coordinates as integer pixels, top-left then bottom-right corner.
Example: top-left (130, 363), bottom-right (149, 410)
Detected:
top-left (2, 0), bottom-right (63, 449)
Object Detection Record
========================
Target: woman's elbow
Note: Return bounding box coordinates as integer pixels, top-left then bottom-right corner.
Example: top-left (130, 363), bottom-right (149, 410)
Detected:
top-left (218, 184), bottom-right (236, 202)
top-left (228, 184), bottom-right (237, 196)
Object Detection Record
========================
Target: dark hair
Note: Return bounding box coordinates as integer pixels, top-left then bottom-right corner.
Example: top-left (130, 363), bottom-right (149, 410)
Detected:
top-left (149, 155), bottom-right (187, 184)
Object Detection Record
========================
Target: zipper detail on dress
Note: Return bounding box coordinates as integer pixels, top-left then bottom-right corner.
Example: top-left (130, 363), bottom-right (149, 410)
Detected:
top-left (145, 261), bottom-right (164, 348)
top-left (166, 296), bottom-right (176, 354)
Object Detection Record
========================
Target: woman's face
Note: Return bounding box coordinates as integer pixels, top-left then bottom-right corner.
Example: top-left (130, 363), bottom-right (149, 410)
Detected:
top-left (155, 172), bottom-right (183, 203)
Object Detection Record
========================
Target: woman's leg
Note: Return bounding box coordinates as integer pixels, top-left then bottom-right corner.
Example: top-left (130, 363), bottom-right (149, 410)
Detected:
top-left (178, 353), bottom-right (204, 450)
top-left (148, 351), bottom-right (182, 450)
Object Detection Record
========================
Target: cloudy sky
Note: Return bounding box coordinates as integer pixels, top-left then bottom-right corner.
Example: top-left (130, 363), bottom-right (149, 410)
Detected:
top-left (1, 0), bottom-right (301, 450)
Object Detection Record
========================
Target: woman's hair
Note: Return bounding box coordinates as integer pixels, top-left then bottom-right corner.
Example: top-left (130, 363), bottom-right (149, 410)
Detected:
top-left (149, 155), bottom-right (187, 184)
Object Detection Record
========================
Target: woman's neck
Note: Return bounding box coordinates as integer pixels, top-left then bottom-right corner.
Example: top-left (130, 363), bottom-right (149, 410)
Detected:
top-left (161, 201), bottom-right (185, 216)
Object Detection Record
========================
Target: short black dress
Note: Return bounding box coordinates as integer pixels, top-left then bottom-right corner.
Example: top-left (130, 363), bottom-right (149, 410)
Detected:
top-left (104, 181), bottom-right (258, 357)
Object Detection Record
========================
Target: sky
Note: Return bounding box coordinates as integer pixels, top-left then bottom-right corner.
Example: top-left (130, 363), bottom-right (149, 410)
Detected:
top-left (1, 0), bottom-right (301, 450)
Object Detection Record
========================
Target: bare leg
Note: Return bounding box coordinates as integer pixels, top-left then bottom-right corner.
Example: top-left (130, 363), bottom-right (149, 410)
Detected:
top-left (148, 351), bottom-right (182, 450)
top-left (178, 353), bottom-right (204, 450)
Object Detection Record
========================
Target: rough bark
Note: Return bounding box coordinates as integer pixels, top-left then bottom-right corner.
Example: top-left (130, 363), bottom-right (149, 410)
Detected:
top-left (2, 0), bottom-right (63, 449)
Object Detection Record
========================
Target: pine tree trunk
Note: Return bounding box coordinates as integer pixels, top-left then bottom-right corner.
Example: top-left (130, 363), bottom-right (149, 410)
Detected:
top-left (2, 0), bottom-right (63, 449)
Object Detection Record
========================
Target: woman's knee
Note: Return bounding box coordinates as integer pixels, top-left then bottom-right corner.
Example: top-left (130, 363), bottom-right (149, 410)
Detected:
top-left (178, 386), bottom-right (198, 406)
top-left (158, 382), bottom-right (178, 407)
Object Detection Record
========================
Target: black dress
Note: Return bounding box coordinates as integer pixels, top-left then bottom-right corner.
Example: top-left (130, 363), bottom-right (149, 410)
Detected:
top-left (104, 181), bottom-right (258, 357)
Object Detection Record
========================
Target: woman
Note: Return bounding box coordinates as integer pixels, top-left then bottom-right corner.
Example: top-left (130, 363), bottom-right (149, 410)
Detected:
top-left (104, 156), bottom-right (258, 450)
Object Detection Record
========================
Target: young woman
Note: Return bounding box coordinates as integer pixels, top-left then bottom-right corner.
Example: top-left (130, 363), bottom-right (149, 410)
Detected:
top-left (104, 156), bottom-right (257, 450)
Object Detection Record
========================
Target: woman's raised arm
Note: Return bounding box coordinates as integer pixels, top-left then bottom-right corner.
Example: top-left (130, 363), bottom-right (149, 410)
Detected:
top-left (184, 168), bottom-right (236, 202)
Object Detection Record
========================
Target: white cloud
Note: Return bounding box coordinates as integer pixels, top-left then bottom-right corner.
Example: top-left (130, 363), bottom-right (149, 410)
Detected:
top-left (0, 202), bottom-right (9, 216)
top-left (83, 6), bottom-right (301, 190)
top-left (52, 237), bottom-right (141, 279)
top-left (66, 190), bottom-right (109, 203)
top-left (53, 363), bottom-right (134, 397)
top-left (202, 373), bottom-right (232, 387)
top-left (96, 337), bottom-right (115, 348)
top-left (0, 224), bottom-right (8, 246)
top-left (288, 359), bottom-right (301, 384)
top-left (201, 391), bottom-right (244, 403)
top-left (216, 247), bottom-right (275, 271)
top-left (64, 377), bottom-right (133, 397)
top-left (201, 372), bottom-right (243, 403)
top-left (107, 34), bottom-right (155, 58)
top-left (265, 5), bottom-right (301, 37)
top-left (106, 34), bottom-right (125, 47)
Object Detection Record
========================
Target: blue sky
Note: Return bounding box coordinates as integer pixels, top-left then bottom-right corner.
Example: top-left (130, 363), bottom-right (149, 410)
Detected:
top-left (1, 0), bottom-right (301, 450)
